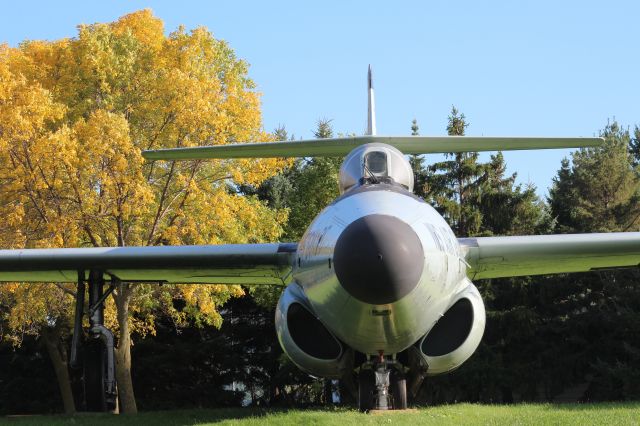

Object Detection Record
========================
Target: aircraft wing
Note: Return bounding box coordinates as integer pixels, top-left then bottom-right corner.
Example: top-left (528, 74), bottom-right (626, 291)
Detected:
top-left (0, 243), bottom-right (297, 285)
top-left (142, 136), bottom-right (603, 160)
top-left (459, 233), bottom-right (640, 280)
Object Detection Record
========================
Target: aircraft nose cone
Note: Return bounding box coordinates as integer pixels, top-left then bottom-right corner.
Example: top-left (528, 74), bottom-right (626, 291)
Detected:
top-left (333, 214), bottom-right (424, 305)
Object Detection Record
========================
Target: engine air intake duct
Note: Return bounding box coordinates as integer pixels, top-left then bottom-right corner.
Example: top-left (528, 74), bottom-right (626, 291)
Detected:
top-left (413, 281), bottom-right (486, 376)
top-left (421, 298), bottom-right (474, 357)
top-left (288, 302), bottom-right (341, 360)
top-left (275, 284), bottom-right (352, 378)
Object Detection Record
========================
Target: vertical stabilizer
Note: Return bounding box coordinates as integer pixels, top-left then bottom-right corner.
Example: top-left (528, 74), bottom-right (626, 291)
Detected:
top-left (367, 65), bottom-right (377, 136)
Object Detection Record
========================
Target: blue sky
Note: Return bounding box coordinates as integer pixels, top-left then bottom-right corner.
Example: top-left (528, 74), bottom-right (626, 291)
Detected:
top-left (2, 1), bottom-right (638, 196)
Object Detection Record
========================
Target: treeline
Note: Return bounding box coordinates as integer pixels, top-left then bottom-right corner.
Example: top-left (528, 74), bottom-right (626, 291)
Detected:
top-left (245, 111), bottom-right (640, 405)
top-left (2, 110), bottom-right (640, 414)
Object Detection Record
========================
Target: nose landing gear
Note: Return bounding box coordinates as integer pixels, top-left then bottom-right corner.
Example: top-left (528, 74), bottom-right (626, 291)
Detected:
top-left (357, 352), bottom-right (408, 412)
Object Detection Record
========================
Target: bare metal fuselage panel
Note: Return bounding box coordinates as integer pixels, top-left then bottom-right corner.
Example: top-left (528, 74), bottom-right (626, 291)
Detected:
top-left (294, 185), bottom-right (468, 354)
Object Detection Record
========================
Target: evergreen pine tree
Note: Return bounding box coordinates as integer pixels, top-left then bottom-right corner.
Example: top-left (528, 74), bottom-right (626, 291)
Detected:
top-left (544, 119), bottom-right (640, 400)
top-left (548, 158), bottom-right (576, 233)
top-left (283, 119), bottom-right (341, 240)
top-left (420, 109), bottom-right (552, 404)
top-left (479, 152), bottom-right (550, 236)
top-left (426, 106), bottom-right (484, 236)
top-left (409, 119), bottom-right (429, 198)
top-left (551, 120), bottom-right (640, 233)
top-left (627, 125), bottom-right (640, 167)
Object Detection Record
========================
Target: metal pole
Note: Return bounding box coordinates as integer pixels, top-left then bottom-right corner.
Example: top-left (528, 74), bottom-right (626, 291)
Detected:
top-left (70, 270), bottom-right (85, 369)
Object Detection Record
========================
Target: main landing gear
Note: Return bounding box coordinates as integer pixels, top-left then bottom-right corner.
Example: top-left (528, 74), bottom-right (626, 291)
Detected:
top-left (70, 270), bottom-right (117, 412)
top-left (357, 352), bottom-right (408, 412)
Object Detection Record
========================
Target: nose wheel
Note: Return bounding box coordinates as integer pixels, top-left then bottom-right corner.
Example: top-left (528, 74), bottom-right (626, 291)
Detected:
top-left (358, 369), bottom-right (375, 411)
top-left (357, 353), bottom-right (408, 412)
top-left (390, 370), bottom-right (407, 409)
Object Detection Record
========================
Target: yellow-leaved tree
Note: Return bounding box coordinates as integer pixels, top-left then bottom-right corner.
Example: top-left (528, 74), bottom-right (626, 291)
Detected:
top-left (0, 10), bottom-right (288, 414)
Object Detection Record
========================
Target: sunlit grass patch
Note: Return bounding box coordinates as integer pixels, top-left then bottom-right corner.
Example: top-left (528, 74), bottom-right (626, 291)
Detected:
top-left (1, 403), bottom-right (639, 425)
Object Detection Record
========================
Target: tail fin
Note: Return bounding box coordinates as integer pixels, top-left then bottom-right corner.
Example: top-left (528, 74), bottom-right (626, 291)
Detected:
top-left (367, 65), bottom-right (376, 136)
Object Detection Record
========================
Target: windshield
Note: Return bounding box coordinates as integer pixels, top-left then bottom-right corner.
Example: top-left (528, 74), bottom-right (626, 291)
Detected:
top-left (364, 151), bottom-right (388, 177)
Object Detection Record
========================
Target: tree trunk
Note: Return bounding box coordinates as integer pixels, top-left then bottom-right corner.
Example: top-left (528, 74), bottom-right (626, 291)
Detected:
top-left (114, 285), bottom-right (138, 414)
top-left (42, 325), bottom-right (76, 414)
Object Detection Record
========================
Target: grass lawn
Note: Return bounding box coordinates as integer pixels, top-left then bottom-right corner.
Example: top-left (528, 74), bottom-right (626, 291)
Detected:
top-left (1, 403), bottom-right (639, 425)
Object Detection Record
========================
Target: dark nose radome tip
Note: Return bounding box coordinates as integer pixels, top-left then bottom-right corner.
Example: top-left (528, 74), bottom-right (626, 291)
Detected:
top-left (333, 214), bottom-right (424, 305)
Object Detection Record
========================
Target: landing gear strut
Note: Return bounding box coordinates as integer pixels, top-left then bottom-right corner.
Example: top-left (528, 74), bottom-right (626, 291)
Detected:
top-left (357, 352), bottom-right (408, 412)
top-left (70, 270), bottom-right (117, 412)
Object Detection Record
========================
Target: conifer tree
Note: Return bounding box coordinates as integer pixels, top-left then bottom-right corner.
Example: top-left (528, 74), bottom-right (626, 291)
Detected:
top-left (544, 119), bottom-right (640, 400)
top-left (548, 158), bottom-right (576, 233)
top-left (240, 125), bottom-right (296, 211)
top-left (479, 153), bottom-right (549, 236)
top-left (283, 119), bottom-right (341, 240)
top-left (409, 119), bottom-right (429, 198)
top-left (550, 120), bottom-right (640, 233)
top-left (627, 125), bottom-right (640, 167)
top-left (426, 107), bottom-right (484, 236)
top-left (419, 108), bottom-right (551, 404)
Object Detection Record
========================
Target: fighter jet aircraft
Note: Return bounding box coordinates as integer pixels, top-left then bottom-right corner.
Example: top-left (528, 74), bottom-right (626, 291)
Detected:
top-left (1, 67), bottom-right (638, 411)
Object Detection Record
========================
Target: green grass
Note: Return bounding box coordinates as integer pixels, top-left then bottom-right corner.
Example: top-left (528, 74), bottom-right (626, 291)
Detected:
top-left (2, 403), bottom-right (639, 426)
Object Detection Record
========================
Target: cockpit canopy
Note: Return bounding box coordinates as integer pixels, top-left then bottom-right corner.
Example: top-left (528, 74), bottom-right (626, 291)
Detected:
top-left (338, 143), bottom-right (414, 194)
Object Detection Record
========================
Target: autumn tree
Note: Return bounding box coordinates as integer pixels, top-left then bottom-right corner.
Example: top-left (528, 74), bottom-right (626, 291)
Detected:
top-left (0, 49), bottom-right (78, 413)
top-left (0, 10), bottom-right (288, 413)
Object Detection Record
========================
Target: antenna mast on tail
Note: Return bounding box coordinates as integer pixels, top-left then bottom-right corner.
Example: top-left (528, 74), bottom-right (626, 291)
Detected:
top-left (367, 65), bottom-right (376, 136)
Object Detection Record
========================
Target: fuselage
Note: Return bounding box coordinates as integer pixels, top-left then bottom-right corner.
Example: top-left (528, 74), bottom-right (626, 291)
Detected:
top-left (293, 183), bottom-right (468, 355)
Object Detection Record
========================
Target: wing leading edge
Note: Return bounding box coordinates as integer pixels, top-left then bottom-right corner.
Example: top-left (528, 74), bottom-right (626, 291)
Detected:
top-left (0, 243), bottom-right (297, 285)
top-left (142, 136), bottom-right (603, 160)
top-left (460, 232), bottom-right (640, 280)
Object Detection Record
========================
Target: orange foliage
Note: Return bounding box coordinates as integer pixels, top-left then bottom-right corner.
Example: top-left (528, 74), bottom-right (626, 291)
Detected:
top-left (0, 10), bottom-right (290, 340)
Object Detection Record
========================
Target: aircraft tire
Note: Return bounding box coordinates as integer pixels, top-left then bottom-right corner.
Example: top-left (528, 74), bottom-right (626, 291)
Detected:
top-left (391, 371), bottom-right (408, 409)
top-left (358, 369), bottom-right (375, 412)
